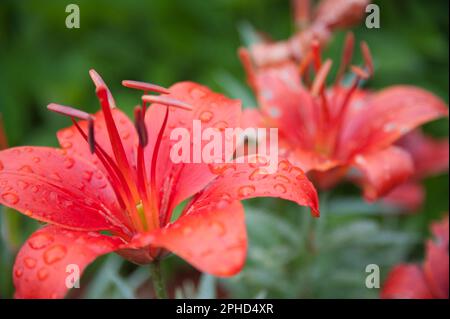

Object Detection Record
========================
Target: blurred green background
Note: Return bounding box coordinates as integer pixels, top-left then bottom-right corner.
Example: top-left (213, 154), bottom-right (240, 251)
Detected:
top-left (0, 0), bottom-right (448, 298)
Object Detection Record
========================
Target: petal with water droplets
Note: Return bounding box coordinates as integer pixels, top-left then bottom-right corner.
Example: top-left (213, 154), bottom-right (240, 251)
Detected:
top-left (0, 146), bottom-right (129, 232)
top-left (188, 156), bottom-right (320, 217)
top-left (14, 225), bottom-right (123, 299)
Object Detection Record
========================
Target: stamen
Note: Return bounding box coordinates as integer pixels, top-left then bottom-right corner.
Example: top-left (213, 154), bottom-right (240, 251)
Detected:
top-left (122, 80), bottom-right (170, 94)
top-left (89, 69), bottom-right (117, 108)
top-left (311, 59), bottom-right (332, 96)
top-left (134, 107), bottom-right (148, 147)
top-left (360, 41), bottom-right (374, 76)
top-left (350, 65), bottom-right (369, 80)
top-left (47, 103), bottom-right (93, 121)
top-left (311, 39), bottom-right (322, 71)
top-left (142, 95), bottom-right (193, 111)
top-left (335, 32), bottom-right (355, 84)
top-left (88, 119), bottom-right (95, 154)
top-left (238, 48), bottom-right (257, 91)
top-left (293, 0), bottom-right (311, 30)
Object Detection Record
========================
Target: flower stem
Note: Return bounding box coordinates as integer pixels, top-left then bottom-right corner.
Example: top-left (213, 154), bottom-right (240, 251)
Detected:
top-left (149, 260), bottom-right (168, 299)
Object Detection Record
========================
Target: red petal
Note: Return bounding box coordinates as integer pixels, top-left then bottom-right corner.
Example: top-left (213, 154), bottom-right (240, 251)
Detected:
top-left (0, 147), bottom-right (129, 232)
top-left (187, 156), bottom-right (320, 217)
top-left (381, 264), bottom-right (433, 299)
top-left (253, 63), bottom-right (317, 150)
top-left (351, 146), bottom-right (414, 201)
top-left (130, 201), bottom-right (247, 276)
top-left (13, 225), bottom-right (123, 299)
top-left (423, 240), bottom-right (449, 299)
top-left (144, 82), bottom-right (241, 218)
top-left (344, 85), bottom-right (448, 155)
top-left (383, 181), bottom-right (425, 212)
top-left (57, 108), bottom-right (138, 176)
top-left (431, 215), bottom-right (449, 249)
top-left (396, 130), bottom-right (449, 179)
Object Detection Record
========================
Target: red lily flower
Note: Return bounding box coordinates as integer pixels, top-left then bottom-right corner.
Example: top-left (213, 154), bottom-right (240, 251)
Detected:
top-left (383, 130), bottom-right (449, 211)
top-left (248, 0), bottom-right (369, 68)
top-left (381, 215), bottom-right (449, 299)
top-left (0, 70), bottom-right (319, 298)
top-left (240, 35), bottom-right (448, 200)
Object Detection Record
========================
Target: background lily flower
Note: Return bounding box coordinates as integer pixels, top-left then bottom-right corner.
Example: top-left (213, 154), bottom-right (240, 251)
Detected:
top-left (381, 215), bottom-right (449, 299)
top-left (240, 35), bottom-right (448, 201)
top-left (383, 130), bottom-right (449, 211)
top-left (0, 70), bottom-right (319, 298)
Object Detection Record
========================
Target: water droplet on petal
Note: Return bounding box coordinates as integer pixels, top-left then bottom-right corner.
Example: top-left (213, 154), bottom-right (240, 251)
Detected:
top-left (2, 192), bottom-right (19, 205)
top-left (29, 234), bottom-right (54, 250)
top-left (238, 185), bottom-right (256, 197)
top-left (15, 268), bottom-right (23, 278)
top-left (24, 209), bottom-right (33, 216)
top-left (49, 173), bottom-right (62, 182)
top-left (210, 221), bottom-right (226, 236)
top-left (44, 245), bottom-right (67, 265)
top-left (24, 257), bottom-right (37, 269)
top-left (83, 171), bottom-right (93, 182)
top-left (64, 157), bottom-right (75, 169)
top-left (208, 163), bottom-right (236, 175)
top-left (37, 267), bottom-right (49, 281)
top-left (32, 157), bottom-right (41, 163)
top-left (213, 121), bottom-right (228, 132)
top-left (273, 183), bottom-right (287, 194)
top-left (249, 168), bottom-right (269, 181)
top-left (190, 87), bottom-right (206, 99)
top-left (31, 185), bottom-right (39, 193)
top-left (183, 227), bottom-right (193, 236)
top-left (199, 111), bottom-right (213, 123)
top-left (19, 165), bottom-right (34, 173)
top-left (274, 174), bottom-right (290, 183)
top-left (61, 141), bottom-right (73, 149)
top-left (278, 160), bottom-right (290, 171)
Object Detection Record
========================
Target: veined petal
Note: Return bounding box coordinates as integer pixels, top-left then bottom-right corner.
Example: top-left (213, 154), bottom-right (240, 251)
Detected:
top-left (13, 225), bottom-right (123, 299)
top-left (351, 146), bottom-right (414, 201)
top-left (129, 201), bottom-right (247, 277)
top-left (344, 85), bottom-right (448, 155)
top-left (0, 147), bottom-right (129, 232)
top-left (57, 108), bottom-right (138, 175)
top-left (144, 82), bottom-right (241, 219)
top-left (187, 156), bottom-right (320, 217)
top-left (381, 264), bottom-right (433, 299)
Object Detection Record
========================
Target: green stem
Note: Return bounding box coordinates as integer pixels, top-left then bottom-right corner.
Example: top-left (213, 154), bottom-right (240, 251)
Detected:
top-left (149, 260), bottom-right (168, 299)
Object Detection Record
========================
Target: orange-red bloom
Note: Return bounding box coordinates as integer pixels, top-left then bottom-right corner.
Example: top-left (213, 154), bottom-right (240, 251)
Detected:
top-left (240, 35), bottom-right (448, 201)
top-left (383, 130), bottom-right (449, 211)
top-left (381, 215), bottom-right (449, 299)
top-left (0, 70), bottom-right (319, 298)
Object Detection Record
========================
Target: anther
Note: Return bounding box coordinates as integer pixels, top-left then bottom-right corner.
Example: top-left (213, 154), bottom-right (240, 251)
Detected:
top-left (142, 95), bottom-right (193, 111)
top-left (134, 107), bottom-right (148, 147)
top-left (122, 80), bottom-right (170, 94)
top-left (360, 41), bottom-right (374, 76)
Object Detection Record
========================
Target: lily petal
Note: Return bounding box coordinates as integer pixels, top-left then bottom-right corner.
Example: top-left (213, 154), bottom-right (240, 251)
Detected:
top-left (381, 264), bottom-right (433, 299)
top-left (351, 146), bottom-right (414, 201)
top-left (187, 156), bottom-right (320, 217)
top-left (344, 85), bottom-right (448, 155)
top-left (13, 225), bottom-right (123, 299)
top-left (423, 240), bottom-right (449, 299)
top-left (129, 201), bottom-right (247, 277)
top-left (0, 147), bottom-right (129, 232)
top-left (383, 181), bottom-right (425, 212)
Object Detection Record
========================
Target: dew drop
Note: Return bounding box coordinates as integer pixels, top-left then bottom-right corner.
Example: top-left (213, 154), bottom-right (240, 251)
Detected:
top-left (29, 234), bottom-right (54, 250)
top-left (24, 257), bottom-right (37, 269)
top-left (210, 221), bottom-right (226, 236)
top-left (208, 163), bottom-right (236, 175)
top-left (32, 157), bottom-right (41, 163)
top-left (190, 87), bottom-right (206, 99)
top-left (274, 174), bottom-right (290, 183)
top-left (64, 157), bottom-right (75, 169)
top-left (24, 210), bottom-right (33, 216)
top-left (238, 185), bottom-right (256, 197)
top-left (44, 245), bottom-right (67, 265)
top-left (37, 267), bottom-right (49, 281)
top-left (1, 192), bottom-right (19, 205)
top-left (273, 183), bottom-right (287, 194)
top-left (278, 160), bottom-right (290, 171)
top-left (199, 111), bottom-right (213, 123)
top-left (61, 141), bottom-right (73, 149)
top-left (183, 227), bottom-right (193, 236)
top-left (213, 121), bottom-right (228, 132)
top-left (83, 171), bottom-right (93, 182)
top-left (31, 185), bottom-right (40, 193)
top-left (19, 165), bottom-right (34, 173)
top-left (15, 268), bottom-right (23, 278)
top-left (249, 168), bottom-right (269, 181)
top-left (49, 173), bottom-right (62, 182)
